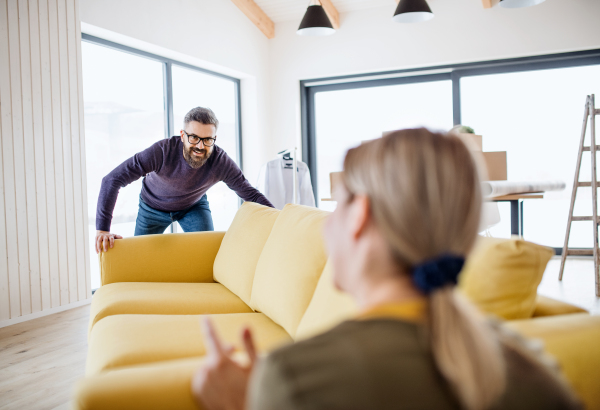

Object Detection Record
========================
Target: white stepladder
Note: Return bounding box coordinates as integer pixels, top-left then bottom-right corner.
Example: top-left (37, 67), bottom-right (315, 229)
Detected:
top-left (559, 94), bottom-right (600, 296)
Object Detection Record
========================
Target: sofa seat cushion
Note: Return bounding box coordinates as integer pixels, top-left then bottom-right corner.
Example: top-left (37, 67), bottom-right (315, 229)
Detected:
top-left (86, 313), bottom-right (292, 376)
top-left (506, 313), bottom-right (600, 410)
top-left (88, 282), bottom-right (254, 334)
top-left (250, 204), bottom-right (330, 338)
top-left (213, 202), bottom-right (280, 305)
top-left (75, 357), bottom-right (205, 410)
top-left (458, 237), bottom-right (554, 320)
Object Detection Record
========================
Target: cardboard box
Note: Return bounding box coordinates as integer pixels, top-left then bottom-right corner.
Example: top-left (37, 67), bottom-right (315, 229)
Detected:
top-left (378, 131), bottom-right (505, 181)
top-left (482, 151), bottom-right (507, 181)
top-left (330, 172), bottom-right (343, 196)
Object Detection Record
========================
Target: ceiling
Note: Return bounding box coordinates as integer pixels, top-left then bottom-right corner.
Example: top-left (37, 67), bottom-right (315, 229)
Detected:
top-left (253, 0), bottom-right (396, 23)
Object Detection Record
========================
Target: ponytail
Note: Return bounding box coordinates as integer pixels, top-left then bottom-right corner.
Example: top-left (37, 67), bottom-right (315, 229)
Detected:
top-left (429, 288), bottom-right (506, 410)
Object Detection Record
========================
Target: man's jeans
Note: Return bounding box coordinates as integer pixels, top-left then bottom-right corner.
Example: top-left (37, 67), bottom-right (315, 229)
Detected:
top-left (134, 194), bottom-right (214, 236)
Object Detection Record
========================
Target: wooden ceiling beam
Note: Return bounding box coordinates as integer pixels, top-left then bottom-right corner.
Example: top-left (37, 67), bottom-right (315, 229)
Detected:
top-left (320, 0), bottom-right (340, 29)
top-left (230, 0), bottom-right (275, 39)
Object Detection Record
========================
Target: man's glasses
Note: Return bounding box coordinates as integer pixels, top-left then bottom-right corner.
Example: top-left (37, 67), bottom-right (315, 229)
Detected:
top-left (183, 131), bottom-right (216, 147)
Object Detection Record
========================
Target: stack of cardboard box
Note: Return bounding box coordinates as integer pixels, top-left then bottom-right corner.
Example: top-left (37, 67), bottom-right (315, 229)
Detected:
top-left (326, 132), bottom-right (507, 200)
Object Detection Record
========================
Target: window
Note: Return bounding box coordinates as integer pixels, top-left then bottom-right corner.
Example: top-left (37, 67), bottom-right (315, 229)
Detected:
top-left (172, 65), bottom-right (240, 231)
top-left (314, 79), bottom-right (452, 211)
top-left (82, 36), bottom-right (241, 290)
top-left (461, 65), bottom-right (600, 247)
top-left (302, 50), bottom-right (600, 250)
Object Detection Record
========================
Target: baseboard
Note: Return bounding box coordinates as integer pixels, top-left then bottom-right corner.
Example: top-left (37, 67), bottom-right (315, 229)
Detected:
top-left (0, 298), bottom-right (92, 329)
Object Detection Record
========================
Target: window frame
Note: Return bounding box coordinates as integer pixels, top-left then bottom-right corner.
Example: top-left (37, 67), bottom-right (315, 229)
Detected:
top-left (81, 34), bottom-right (243, 170)
top-left (300, 49), bottom-right (600, 205)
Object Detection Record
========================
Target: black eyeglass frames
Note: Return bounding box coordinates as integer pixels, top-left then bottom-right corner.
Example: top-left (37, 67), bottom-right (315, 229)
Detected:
top-left (183, 131), bottom-right (216, 147)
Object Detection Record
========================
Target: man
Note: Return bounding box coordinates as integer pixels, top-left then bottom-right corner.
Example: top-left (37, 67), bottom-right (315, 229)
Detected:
top-left (95, 107), bottom-right (273, 253)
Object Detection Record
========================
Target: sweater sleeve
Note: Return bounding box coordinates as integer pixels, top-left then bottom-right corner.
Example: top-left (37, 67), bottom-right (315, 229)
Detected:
top-left (95, 142), bottom-right (164, 231)
top-left (247, 355), bottom-right (300, 410)
top-left (219, 151), bottom-right (274, 208)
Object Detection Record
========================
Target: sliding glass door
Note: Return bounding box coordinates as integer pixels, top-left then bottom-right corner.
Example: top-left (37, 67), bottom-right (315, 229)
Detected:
top-left (81, 37), bottom-right (241, 290)
top-left (82, 41), bottom-right (165, 290)
top-left (303, 50), bottom-right (600, 249)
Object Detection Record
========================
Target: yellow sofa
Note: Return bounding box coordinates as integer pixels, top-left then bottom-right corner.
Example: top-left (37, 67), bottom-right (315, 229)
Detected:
top-left (74, 203), bottom-right (600, 410)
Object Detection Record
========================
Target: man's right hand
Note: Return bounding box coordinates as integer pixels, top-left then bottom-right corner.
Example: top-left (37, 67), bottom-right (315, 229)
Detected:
top-left (95, 230), bottom-right (123, 254)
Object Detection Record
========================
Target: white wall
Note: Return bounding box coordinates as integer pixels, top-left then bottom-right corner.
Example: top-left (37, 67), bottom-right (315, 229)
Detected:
top-left (0, 0), bottom-right (91, 327)
top-left (78, 0), bottom-right (273, 182)
top-left (268, 0), bottom-right (600, 156)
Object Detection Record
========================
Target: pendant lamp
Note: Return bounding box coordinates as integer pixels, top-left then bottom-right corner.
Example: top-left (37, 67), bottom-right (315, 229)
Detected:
top-left (499, 0), bottom-right (546, 8)
top-left (392, 0), bottom-right (434, 23)
top-left (297, 0), bottom-right (335, 36)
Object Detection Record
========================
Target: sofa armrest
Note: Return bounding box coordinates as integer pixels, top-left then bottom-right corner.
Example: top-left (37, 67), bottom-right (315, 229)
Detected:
top-left (532, 295), bottom-right (588, 317)
top-left (74, 357), bottom-right (204, 410)
top-left (506, 313), bottom-right (600, 410)
top-left (99, 231), bottom-right (226, 285)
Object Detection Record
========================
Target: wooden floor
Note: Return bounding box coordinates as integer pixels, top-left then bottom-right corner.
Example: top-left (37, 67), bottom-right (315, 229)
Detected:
top-left (0, 258), bottom-right (598, 410)
top-left (0, 305), bottom-right (90, 410)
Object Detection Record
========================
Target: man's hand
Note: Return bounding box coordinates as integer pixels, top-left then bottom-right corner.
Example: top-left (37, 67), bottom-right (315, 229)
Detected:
top-left (95, 230), bottom-right (123, 254)
top-left (191, 318), bottom-right (257, 410)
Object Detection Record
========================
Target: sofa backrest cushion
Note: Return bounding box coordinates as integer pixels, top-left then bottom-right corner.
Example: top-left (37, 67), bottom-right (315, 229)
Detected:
top-left (213, 202), bottom-right (280, 306)
top-left (458, 237), bottom-right (554, 320)
top-left (295, 259), bottom-right (358, 341)
top-left (250, 204), bottom-right (330, 338)
top-left (100, 231), bottom-right (225, 285)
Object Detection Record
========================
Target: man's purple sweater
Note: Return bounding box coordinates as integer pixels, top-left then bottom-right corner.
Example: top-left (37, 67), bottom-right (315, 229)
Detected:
top-left (96, 136), bottom-right (273, 231)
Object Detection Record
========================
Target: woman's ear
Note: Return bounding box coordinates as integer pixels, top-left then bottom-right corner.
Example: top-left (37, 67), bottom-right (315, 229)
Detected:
top-left (349, 194), bottom-right (371, 241)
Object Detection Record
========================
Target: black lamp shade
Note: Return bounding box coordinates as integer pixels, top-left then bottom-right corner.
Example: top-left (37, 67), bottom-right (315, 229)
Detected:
top-left (297, 5), bottom-right (335, 36)
top-left (392, 0), bottom-right (434, 23)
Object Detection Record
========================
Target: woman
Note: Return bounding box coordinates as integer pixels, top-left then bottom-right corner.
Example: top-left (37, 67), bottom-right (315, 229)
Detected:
top-left (192, 128), bottom-right (581, 410)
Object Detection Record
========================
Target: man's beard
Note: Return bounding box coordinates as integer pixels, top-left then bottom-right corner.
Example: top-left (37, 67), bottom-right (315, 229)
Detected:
top-left (183, 146), bottom-right (212, 169)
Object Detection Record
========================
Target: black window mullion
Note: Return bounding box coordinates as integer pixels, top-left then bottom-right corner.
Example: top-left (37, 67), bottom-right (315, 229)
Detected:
top-left (163, 62), bottom-right (174, 140)
top-left (451, 71), bottom-right (461, 126)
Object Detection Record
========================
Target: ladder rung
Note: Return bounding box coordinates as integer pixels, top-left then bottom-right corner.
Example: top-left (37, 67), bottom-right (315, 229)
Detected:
top-left (571, 216), bottom-right (600, 222)
top-left (583, 146), bottom-right (600, 151)
top-left (577, 182), bottom-right (596, 187)
top-left (596, 109), bottom-right (600, 115)
top-left (566, 249), bottom-right (594, 256)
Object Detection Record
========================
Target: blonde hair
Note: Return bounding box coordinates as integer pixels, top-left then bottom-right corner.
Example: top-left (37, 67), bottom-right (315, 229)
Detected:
top-left (343, 128), bottom-right (506, 410)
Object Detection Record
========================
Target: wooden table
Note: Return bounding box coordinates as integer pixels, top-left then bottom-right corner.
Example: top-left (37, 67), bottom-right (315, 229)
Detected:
top-left (489, 193), bottom-right (544, 237)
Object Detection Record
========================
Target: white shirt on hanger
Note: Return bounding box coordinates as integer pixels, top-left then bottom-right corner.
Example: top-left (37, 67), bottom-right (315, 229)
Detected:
top-left (256, 157), bottom-right (316, 210)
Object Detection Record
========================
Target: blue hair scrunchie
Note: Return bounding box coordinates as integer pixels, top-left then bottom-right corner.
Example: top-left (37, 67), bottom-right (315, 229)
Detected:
top-left (412, 255), bottom-right (465, 294)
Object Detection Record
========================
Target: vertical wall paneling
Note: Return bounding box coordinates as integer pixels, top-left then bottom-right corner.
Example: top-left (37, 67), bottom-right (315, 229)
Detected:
top-left (29, 0), bottom-right (52, 311)
top-left (7, 0), bottom-right (32, 316)
top-left (66, 0), bottom-right (85, 302)
top-left (38, 0), bottom-right (60, 309)
top-left (56, 0), bottom-right (78, 304)
top-left (73, 0), bottom-right (91, 299)
top-left (0, 0), bottom-right (91, 326)
top-left (47, 0), bottom-right (69, 306)
top-left (0, 1), bottom-right (15, 321)
top-left (18, 0), bottom-right (42, 314)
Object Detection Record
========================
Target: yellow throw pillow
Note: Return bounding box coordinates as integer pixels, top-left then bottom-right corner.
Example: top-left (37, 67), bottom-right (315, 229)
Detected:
top-left (295, 259), bottom-right (358, 341)
top-left (458, 237), bottom-right (554, 320)
top-left (213, 202), bottom-right (280, 306)
top-left (250, 204), bottom-right (330, 338)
